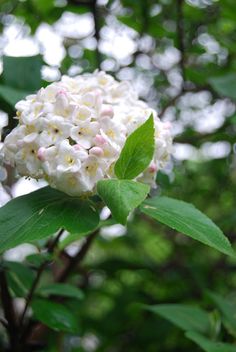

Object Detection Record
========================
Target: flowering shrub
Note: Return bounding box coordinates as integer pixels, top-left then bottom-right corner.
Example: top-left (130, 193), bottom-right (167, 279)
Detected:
top-left (3, 71), bottom-right (172, 196)
top-left (0, 70), bottom-right (234, 352)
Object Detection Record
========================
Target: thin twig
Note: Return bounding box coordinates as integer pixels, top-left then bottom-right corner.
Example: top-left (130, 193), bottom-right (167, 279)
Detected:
top-left (47, 228), bottom-right (65, 253)
top-left (24, 229), bottom-right (99, 347)
top-left (0, 317), bottom-right (8, 329)
top-left (19, 261), bottom-right (47, 327)
top-left (68, 0), bottom-right (101, 68)
top-left (57, 229), bottom-right (99, 282)
top-left (159, 91), bottom-right (183, 118)
top-left (19, 229), bottom-right (64, 326)
top-left (159, 84), bottom-right (221, 118)
top-left (176, 0), bottom-right (186, 88)
top-left (0, 268), bottom-right (19, 350)
top-left (91, 0), bottom-right (101, 68)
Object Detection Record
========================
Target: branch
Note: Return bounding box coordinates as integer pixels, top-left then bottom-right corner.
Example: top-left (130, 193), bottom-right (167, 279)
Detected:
top-left (0, 268), bottom-right (19, 351)
top-left (159, 91), bottom-right (183, 118)
top-left (56, 229), bottom-right (99, 282)
top-left (176, 0), bottom-right (186, 88)
top-left (159, 84), bottom-right (223, 118)
top-left (68, 0), bottom-right (93, 5)
top-left (19, 229), bottom-right (65, 326)
top-left (91, 0), bottom-right (101, 69)
top-left (23, 229), bottom-right (99, 347)
top-left (68, 0), bottom-right (101, 68)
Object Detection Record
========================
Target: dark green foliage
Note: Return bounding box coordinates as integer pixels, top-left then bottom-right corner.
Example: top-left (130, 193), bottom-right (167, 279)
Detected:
top-left (0, 0), bottom-right (236, 351)
top-left (0, 186), bottom-right (99, 252)
top-left (32, 298), bottom-right (79, 333)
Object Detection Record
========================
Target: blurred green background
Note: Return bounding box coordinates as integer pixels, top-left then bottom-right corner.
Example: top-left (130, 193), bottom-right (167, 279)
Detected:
top-left (0, 0), bottom-right (236, 351)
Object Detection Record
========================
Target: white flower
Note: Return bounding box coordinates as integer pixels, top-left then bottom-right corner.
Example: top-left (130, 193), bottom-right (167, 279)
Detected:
top-left (70, 121), bottom-right (99, 148)
top-left (72, 106), bottom-right (92, 124)
top-left (80, 155), bottom-right (106, 192)
top-left (0, 114), bottom-right (8, 184)
top-left (56, 140), bottom-right (86, 174)
top-left (100, 117), bottom-right (126, 148)
top-left (39, 116), bottom-right (72, 147)
top-left (40, 146), bottom-right (57, 176)
top-left (0, 113), bottom-right (8, 139)
top-left (94, 133), bottom-right (120, 162)
top-left (15, 141), bottom-right (42, 177)
top-left (3, 71), bottom-right (172, 196)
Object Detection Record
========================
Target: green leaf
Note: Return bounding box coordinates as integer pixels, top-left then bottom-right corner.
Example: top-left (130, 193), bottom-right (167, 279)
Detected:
top-left (186, 331), bottom-right (236, 352)
top-left (0, 186), bottom-right (99, 253)
top-left (31, 0), bottom-right (55, 15)
top-left (208, 73), bottom-right (236, 100)
top-left (58, 218), bottom-right (116, 249)
top-left (26, 253), bottom-right (52, 268)
top-left (114, 115), bottom-right (155, 179)
top-left (140, 196), bottom-right (234, 256)
top-left (146, 304), bottom-right (211, 334)
top-left (0, 85), bottom-right (30, 108)
top-left (32, 298), bottom-right (78, 333)
top-left (37, 283), bottom-right (84, 300)
top-left (3, 55), bottom-right (42, 91)
top-left (207, 292), bottom-right (236, 333)
top-left (97, 179), bottom-right (150, 225)
top-left (5, 261), bottom-right (35, 297)
top-left (59, 230), bottom-right (92, 249)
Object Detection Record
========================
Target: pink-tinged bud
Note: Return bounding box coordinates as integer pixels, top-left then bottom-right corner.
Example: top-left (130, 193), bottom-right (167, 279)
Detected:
top-left (94, 134), bottom-right (107, 145)
top-left (94, 89), bottom-right (102, 98)
top-left (89, 147), bottom-right (104, 157)
top-left (163, 121), bottom-right (172, 129)
top-left (94, 89), bottom-right (103, 105)
top-left (149, 162), bottom-right (157, 173)
top-left (37, 147), bottom-right (46, 161)
top-left (73, 144), bottom-right (82, 150)
top-left (56, 89), bottom-right (67, 97)
top-left (55, 92), bottom-right (69, 113)
top-left (101, 105), bottom-right (114, 118)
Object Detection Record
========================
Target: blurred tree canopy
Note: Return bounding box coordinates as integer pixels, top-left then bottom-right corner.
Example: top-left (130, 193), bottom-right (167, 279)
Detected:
top-left (0, 0), bottom-right (236, 351)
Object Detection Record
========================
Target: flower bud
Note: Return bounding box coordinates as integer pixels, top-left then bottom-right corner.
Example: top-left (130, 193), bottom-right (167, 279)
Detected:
top-left (89, 147), bottom-right (104, 157)
top-left (37, 147), bottom-right (46, 161)
top-left (101, 105), bottom-right (114, 118)
top-left (94, 134), bottom-right (107, 145)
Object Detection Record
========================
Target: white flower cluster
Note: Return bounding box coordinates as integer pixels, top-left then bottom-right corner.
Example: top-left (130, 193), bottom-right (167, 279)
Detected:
top-left (0, 113), bottom-right (8, 183)
top-left (3, 71), bottom-right (172, 196)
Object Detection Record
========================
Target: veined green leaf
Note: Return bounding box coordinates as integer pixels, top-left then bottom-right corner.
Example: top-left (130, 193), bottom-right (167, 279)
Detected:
top-left (32, 298), bottom-right (78, 333)
top-left (146, 304), bottom-right (211, 334)
top-left (186, 331), bottom-right (236, 352)
top-left (0, 186), bottom-right (99, 252)
top-left (5, 261), bottom-right (35, 297)
top-left (114, 115), bottom-right (155, 179)
top-left (97, 179), bottom-right (149, 225)
top-left (140, 196), bottom-right (234, 256)
top-left (37, 283), bottom-right (84, 300)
